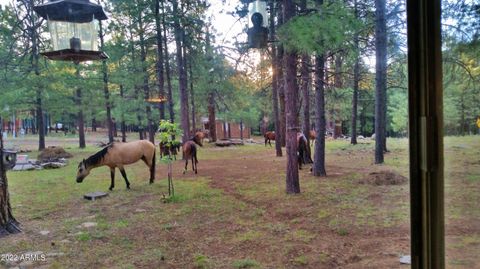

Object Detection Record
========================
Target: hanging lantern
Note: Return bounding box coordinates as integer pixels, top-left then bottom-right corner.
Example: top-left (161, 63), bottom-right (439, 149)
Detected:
top-left (247, 0), bottom-right (268, 49)
top-left (33, 0), bottom-right (108, 62)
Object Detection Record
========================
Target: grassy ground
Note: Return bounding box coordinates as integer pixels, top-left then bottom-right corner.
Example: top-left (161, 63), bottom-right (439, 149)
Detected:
top-left (0, 134), bottom-right (479, 268)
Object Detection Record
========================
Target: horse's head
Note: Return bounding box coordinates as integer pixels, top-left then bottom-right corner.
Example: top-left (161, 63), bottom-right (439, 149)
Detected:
top-left (192, 134), bottom-right (203, 147)
top-left (76, 159), bottom-right (90, 183)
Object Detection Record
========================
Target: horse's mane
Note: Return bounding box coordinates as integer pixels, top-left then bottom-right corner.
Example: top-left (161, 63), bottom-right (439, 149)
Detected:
top-left (85, 143), bottom-right (114, 167)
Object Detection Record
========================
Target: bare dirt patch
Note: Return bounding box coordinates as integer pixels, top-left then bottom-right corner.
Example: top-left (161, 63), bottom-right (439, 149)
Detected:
top-left (359, 170), bottom-right (407, 186)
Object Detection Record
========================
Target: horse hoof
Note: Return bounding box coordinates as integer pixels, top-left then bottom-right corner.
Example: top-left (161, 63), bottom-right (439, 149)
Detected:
top-left (183, 171), bottom-right (186, 174)
top-left (109, 187), bottom-right (114, 191)
top-left (149, 180), bottom-right (154, 184)
top-left (195, 171), bottom-right (197, 174)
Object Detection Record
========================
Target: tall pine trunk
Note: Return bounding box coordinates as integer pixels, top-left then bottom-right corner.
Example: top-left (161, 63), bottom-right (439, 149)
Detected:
top-left (208, 92), bottom-right (217, 142)
top-left (139, 14), bottom-right (155, 143)
top-left (283, 0), bottom-right (300, 194)
top-left (277, 2), bottom-right (286, 147)
top-left (154, 0), bottom-right (166, 120)
top-left (301, 54), bottom-right (311, 151)
top-left (161, 0), bottom-right (175, 123)
top-left (120, 85), bottom-right (127, 142)
top-left (0, 117), bottom-right (21, 236)
top-left (206, 30), bottom-right (217, 142)
top-left (75, 64), bottom-right (86, 148)
top-left (351, 0), bottom-right (360, 145)
top-left (99, 19), bottom-right (113, 143)
top-left (270, 0), bottom-right (282, 157)
top-left (313, 54), bottom-right (327, 176)
top-left (189, 59), bottom-right (196, 131)
top-left (375, 0), bottom-right (387, 164)
top-left (30, 10), bottom-right (45, 151)
top-left (173, 0), bottom-right (190, 143)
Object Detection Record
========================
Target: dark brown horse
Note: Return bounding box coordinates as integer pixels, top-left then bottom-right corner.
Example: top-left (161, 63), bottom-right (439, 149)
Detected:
top-left (183, 134), bottom-right (203, 174)
top-left (264, 131), bottom-right (275, 146)
top-left (76, 140), bottom-right (156, 190)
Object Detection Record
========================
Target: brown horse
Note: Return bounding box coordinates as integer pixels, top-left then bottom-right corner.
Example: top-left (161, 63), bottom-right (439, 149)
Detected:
top-left (195, 131), bottom-right (206, 144)
top-left (183, 134), bottom-right (203, 174)
top-left (76, 140), bottom-right (156, 190)
top-left (264, 131), bottom-right (275, 146)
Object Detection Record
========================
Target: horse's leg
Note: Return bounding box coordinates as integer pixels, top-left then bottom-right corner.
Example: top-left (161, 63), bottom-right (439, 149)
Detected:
top-left (119, 167), bottom-right (131, 189)
top-left (183, 158), bottom-right (188, 174)
top-left (149, 151), bottom-right (156, 184)
top-left (194, 151), bottom-right (198, 174)
top-left (109, 167), bottom-right (115, 191)
top-left (192, 155), bottom-right (196, 174)
top-left (265, 137), bottom-right (267, 147)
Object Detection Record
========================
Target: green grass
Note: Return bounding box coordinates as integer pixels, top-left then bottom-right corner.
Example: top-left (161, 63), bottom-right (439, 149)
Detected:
top-left (0, 135), bottom-right (479, 268)
top-left (232, 259), bottom-right (260, 269)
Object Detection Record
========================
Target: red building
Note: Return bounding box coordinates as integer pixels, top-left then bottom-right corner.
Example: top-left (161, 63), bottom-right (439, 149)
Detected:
top-left (201, 118), bottom-right (251, 139)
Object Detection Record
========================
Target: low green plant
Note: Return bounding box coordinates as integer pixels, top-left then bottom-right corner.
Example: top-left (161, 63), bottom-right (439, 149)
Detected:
top-left (232, 259), bottom-right (259, 268)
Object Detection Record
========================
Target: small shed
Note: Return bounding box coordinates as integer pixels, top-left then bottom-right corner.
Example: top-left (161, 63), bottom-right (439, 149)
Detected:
top-left (201, 118), bottom-right (251, 140)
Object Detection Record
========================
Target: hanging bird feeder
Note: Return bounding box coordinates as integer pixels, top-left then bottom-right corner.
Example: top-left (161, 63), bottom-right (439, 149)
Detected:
top-left (33, 0), bottom-right (108, 62)
top-left (247, 0), bottom-right (268, 49)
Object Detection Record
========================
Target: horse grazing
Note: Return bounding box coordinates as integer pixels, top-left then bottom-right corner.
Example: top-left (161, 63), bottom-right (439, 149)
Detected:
top-left (297, 133), bottom-right (312, 170)
top-left (76, 140), bottom-right (156, 190)
top-left (264, 131), bottom-right (276, 147)
top-left (183, 134), bottom-right (203, 174)
top-left (159, 142), bottom-right (180, 160)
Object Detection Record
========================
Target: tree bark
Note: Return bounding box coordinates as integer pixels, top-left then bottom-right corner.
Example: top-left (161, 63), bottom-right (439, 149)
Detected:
top-left (301, 54), bottom-right (311, 156)
top-left (283, 0), bottom-right (300, 194)
top-left (161, 0), bottom-right (175, 123)
top-left (351, 0), bottom-right (359, 145)
top-left (375, 0), bottom-right (387, 164)
top-left (99, 18), bottom-right (113, 143)
top-left (208, 92), bottom-right (217, 142)
top-left (120, 85), bottom-right (127, 142)
top-left (277, 7), bottom-right (286, 148)
top-left (313, 54), bottom-right (327, 177)
top-left (189, 55), bottom-right (196, 132)
top-left (75, 64), bottom-right (86, 148)
top-left (173, 0), bottom-right (190, 143)
top-left (0, 119), bottom-right (21, 236)
top-left (139, 13), bottom-right (155, 143)
top-left (154, 0), bottom-right (166, 120)
top-left (30, 11), bottom-right (45, 151)
top-left (270, 0), bottom-right (282, 157)
top-left (91, 117), bottom-right (97, 132)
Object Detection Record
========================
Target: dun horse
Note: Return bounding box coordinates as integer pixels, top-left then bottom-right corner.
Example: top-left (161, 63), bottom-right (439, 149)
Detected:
top-left (183, 133), bottom-right (203, 174)
top-left (76, 140), bottom-right (156, 190)
top-left (264, 131), bottom-right (275, 146)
